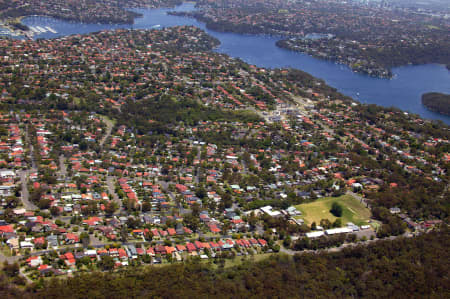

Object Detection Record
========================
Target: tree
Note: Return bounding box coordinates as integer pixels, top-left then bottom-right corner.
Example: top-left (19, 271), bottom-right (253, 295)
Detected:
top-left (98, 255), bottom-right (115, 271)
top-left (330, 202), bottom-right (343, 217)
top-left (183, 214), bottom-right (200, 232)
top-left (120, 226), bottom-right (128, 243)
top-left (271, 244), bottom-right (280, 252)
top-left (294, 237), bottom-right (310, 251)
top-left (5, 196), bottom-right (19, 208)
top-left (3, 262), bottom-right (19, 277)
top-left (195, 186), bottom-right (206, 199)
top-left (38, 198), bottom-right (51, 209)
top-left (142, 201), bottom-right (152, 212)
top-left (50, 206), bottom-right (60, 216)
top-left (320, 219), bottom-right (332, 229)
top-left (283, 235), bottom-right (292, 247)
top-left (80, 232), bottom-right (90, 247)
top-left (105, 202), bottom-right (118, 215)
top-left (191, 202), bottom-right (201, 217)
top-left (333, 218), bottom-right (342, 228)
top-left (166, 253), bottom-right (173, 263)
top-left (126, 217), bottom-right (141, 229)
top-left (30, 188), bottom-right (44, 204)
top-left (77, 256), bottom-right (92, 268)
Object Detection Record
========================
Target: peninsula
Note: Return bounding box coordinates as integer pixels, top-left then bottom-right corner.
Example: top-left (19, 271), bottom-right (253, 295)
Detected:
top-left (422, 92), bottom-right (450, 116)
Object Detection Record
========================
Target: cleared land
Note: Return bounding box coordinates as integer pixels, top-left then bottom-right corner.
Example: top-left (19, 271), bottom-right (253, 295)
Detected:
top-left (294, 195), bottom-right (371, 226)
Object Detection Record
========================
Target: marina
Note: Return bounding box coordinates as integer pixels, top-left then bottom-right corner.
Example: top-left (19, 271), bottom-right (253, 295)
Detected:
top-left (28, 25), bottom-right (57, 34)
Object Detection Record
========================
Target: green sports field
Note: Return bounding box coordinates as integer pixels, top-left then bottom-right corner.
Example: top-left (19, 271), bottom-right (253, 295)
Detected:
top-left (294, 194), bottom-right (371, 226)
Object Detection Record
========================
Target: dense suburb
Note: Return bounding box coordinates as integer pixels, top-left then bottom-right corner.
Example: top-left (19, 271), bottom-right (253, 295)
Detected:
top-left (0, 24), bottom-right (448, 298)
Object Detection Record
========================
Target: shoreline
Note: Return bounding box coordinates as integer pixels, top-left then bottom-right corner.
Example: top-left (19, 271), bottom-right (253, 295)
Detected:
top-left (1, 2), bottom-right (449, 124)
top-left (275, 41), bottom-right (394, 80)
top-left (8, 5), bottom-right (448, 79)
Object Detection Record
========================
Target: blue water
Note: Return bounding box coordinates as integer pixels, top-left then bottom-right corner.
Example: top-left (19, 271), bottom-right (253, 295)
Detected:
top-left (20, 3), bottom-right (450, 124)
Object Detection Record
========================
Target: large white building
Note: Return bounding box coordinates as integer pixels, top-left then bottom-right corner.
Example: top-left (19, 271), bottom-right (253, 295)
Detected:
top-left (260, 205), bottom-right (282, 217)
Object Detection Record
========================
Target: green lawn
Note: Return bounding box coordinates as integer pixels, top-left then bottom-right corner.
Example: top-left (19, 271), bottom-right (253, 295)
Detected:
top-left (0, 244), bottom-right (12, 257)
top-left (99, 114), bottom-right (117, 126)
top-left (223, 253), bottom-right (276, 268)
top-left (294, 195), bottom-right (371, 226)
top-left (149, 252), bottom-right (276, 269)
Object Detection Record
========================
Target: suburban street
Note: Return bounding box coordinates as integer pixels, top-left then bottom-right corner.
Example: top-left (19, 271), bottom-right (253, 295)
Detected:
top-left (19, 170), bottom-right (38, 211)
top-left (59, 155), bottom-right (67, 178)
top-left (106, 176), bottom-right (122, 214)
top-left (99, 116), bottom-right (114, 148)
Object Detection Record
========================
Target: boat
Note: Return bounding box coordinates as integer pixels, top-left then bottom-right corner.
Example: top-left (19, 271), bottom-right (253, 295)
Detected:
top-left (45, 26), bottom-right (57, 34)
top-left (36, 26), bottom-right (47, 33)
top-left (29, 26), bottom-right (40, 33)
